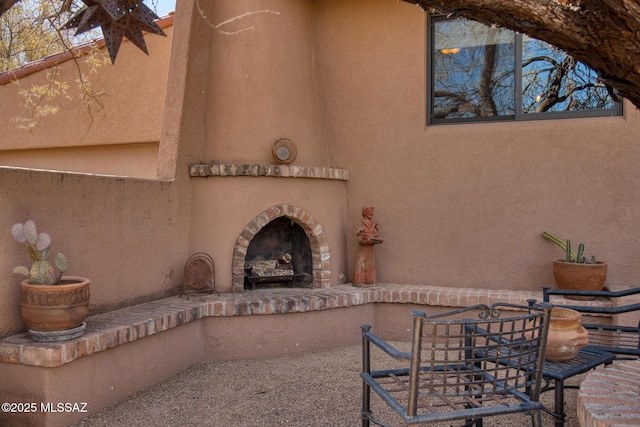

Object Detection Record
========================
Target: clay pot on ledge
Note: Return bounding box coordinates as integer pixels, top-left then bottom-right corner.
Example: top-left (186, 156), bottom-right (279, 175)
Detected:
top-left (553, 260), bottom-right (607, 301)
top-left (20, 276), bottom-right (90, 340)
top-left (545, 307), bottom-right (589, 362)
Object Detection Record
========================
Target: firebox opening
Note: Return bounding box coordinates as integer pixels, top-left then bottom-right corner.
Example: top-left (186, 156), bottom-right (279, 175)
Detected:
top-left (244, 217), bottom-right (313, 289)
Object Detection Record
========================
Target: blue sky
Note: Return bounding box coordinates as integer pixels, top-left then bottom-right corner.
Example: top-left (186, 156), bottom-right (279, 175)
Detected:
top-left (150, 0), bottom-right (176, 17)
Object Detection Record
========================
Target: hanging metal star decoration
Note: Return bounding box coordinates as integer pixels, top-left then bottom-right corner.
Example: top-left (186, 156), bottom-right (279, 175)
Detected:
top-left (63, 0), bottom-right (166, 64)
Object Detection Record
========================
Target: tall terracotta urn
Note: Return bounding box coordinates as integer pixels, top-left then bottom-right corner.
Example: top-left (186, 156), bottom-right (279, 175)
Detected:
top-left (20, 276), bottom-right (90, 333)
top-left (545, 307), bottom-right (589, 362)
top-left (553, 260), bottom-right (607, 300)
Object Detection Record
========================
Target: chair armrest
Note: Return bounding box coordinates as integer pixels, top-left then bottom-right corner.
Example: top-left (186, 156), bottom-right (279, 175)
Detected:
top-left (581, 322), bottom-right (640, 357)
top-left (361, 328), bottom-right (411, 361)
top-left (583, 323), bottom-right (639, 333)
top-left (543, 286), bottom-right (640, 299)
top-left (543, 286), bottom-right (640, 314)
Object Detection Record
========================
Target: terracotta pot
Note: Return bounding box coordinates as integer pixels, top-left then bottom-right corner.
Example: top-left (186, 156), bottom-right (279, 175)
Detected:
top-left (553, 260), bottom-right (607, 300)
top-left (20, 276), bottom-right (90, 332)
top-left (545, 307), bottom-right (589, 362)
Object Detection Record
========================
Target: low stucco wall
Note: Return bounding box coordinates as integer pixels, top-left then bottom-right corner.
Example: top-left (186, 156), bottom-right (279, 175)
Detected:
top-left (203, 305), bottom-right (374, 361)
top-left (0, 321), bottom-right (204, 427)
top-left (0, 6), bottom-right (201, 341)
top-left (0, 167), bottom-right (190, 338)
top-left (0, 283), bottom-right (617, 426)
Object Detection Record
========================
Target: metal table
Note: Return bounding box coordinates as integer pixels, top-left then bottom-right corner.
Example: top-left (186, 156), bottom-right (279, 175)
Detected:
top-left (540, 346), bottom-right (615, 427)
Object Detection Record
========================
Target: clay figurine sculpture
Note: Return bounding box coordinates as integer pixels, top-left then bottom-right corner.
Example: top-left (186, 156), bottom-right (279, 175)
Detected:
top-left (353, 206), bottom-right (383, 286)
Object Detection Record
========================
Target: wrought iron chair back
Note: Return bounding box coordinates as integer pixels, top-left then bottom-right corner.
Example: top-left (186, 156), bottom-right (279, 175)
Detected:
top-left (361, 302), bottom-right (552, 426)
top-left (542, 286), bottom-right (640, 358)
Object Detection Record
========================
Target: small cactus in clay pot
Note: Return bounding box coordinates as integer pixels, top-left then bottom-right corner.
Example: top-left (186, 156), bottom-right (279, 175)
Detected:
top-left (11, 220), bottom-right (68, 285)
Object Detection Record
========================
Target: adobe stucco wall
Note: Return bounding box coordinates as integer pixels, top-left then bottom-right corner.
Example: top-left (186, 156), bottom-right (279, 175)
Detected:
top-left (203, 1), bottom-right (327, 166)
top-left (2, 0), bottom-right (640, 336)
top-left (185, 0), bottom-right (640, 293)
top-left (0, 168), bottom-right (191, 337)
top-left (0, 321), bottom-right (205, 427)
top-left (1, 1), bottom-right (639, 423)
top-left (185, 0), bottom-right (350, 291)
top-left (311, 0), bottom-right (640, 290)
top-left (0, 19), bottom-right (173, 178)
top-left (0, 8), bottom-right (194, 338)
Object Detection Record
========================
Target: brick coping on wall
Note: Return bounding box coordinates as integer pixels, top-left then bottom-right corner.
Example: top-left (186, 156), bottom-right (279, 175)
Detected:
top-left (0, 283), bottom-right (611, 368)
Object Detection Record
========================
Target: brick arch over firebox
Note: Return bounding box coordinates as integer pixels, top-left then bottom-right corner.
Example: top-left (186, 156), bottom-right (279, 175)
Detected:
top-left (231, 204), bottom-right (331, 292)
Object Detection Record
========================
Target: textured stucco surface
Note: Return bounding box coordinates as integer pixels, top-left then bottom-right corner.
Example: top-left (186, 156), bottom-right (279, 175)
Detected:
top-left (312, 0), bottom-right (640, 289)
top-left (0, 167), bottom-right (190, 337)
top-left (177, 0), bottom-right (640, 294)
top-left (1, 0), bottom-right (640, 334)
top-left (0, 1), bottom-right (636, 424)
top-left (0, 26), bottom-right (172, 150)
top-left (0, 20), bottom-right (172, 177)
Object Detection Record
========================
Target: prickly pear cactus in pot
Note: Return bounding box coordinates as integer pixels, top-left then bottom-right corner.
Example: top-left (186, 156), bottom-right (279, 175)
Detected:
top-left (11, 220), bottom-right (67, 285)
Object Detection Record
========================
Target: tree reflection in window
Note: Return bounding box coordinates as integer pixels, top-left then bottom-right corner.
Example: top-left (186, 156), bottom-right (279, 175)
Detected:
top-left (433, 19), bottom-right (514, 119)
top-left (429, 16), bottom-right (621, 124)
top-left (521, 36), bottom-right (617, 113)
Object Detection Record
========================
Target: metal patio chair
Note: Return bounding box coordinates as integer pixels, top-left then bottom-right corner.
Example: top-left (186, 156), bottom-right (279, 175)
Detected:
top-left (542, 286), bottom-right (640, 359)
top-left (360, 302), bottom-right (552, 426)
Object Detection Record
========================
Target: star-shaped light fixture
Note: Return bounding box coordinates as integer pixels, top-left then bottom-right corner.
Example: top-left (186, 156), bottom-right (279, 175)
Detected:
top-left (63, 0), bottom-right (166, 63)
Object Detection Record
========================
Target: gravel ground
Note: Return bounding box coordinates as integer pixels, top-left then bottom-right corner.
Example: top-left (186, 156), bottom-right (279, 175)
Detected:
top-left (72, 344), bottom-right (581, 427)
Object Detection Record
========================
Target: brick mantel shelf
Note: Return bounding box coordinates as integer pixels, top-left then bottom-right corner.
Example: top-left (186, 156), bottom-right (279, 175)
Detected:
top-left (189, 163), bottom-right (349, 181)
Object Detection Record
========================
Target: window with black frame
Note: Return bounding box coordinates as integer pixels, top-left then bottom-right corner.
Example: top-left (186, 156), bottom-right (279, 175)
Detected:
top-left (428, 15), bottom-right (622, 124)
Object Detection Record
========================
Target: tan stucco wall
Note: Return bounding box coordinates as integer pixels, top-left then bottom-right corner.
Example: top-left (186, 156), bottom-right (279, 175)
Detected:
top-left (203, 306), bottom-right (373, 361)
top-left (2, 0), bottom-right (640, 337)
top-left (0, 143), bottom-right (159, 177)
top-left (187, 0), bottom-right (640, 294)
top-left (0, 24), bottom-right (172, 178)
top-left (312, 0), bottom-right (640, 290)
top-left (0, 167), bottom-right (191, 337)
top-left (0, 7), bottom-right (194, 338)
top-left (186, 0), bottom-right (350, 292)
top-left (0, 321), bottom-right (204, 427)
top-left (203, 1), bottom-right (329, 166)
top-left (2, 1), bottom-right (640, 422)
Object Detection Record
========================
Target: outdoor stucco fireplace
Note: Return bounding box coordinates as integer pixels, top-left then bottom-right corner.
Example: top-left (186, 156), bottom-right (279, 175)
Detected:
top-left (231, 204), bottom-right (332, 292)
top-left (189, 163), bottom-right (349, 294)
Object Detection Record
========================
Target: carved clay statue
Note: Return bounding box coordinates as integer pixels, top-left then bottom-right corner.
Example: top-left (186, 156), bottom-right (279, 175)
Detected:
top-left (353, 206), bottom-right (383, 286)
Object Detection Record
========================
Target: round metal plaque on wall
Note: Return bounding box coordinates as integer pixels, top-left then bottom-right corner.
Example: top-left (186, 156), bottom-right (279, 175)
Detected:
top-left (272, 138), bottom-right (297, 164)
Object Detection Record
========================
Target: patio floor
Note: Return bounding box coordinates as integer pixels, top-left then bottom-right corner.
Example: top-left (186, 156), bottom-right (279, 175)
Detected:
top-left (71, 343), bottom-right (583, 427)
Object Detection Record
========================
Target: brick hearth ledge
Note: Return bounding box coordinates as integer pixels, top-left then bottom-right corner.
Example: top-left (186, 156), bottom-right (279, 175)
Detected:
top-left (0, 283), bottom-right (609, 368)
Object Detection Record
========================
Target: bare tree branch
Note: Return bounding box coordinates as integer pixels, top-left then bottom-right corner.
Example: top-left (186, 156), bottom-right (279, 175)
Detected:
top-left (0, 0), bottom-right (20, 17)
top-left (404, 0), bottom-right (640, 108)
top-left (3, 1), bottom-right (640, 109)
